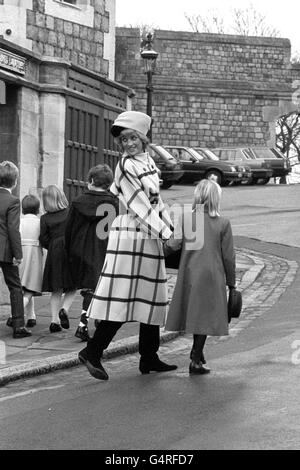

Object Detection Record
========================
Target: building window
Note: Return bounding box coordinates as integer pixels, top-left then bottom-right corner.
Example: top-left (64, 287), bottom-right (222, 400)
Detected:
top-left (47, 0), bottom-right (93, 24)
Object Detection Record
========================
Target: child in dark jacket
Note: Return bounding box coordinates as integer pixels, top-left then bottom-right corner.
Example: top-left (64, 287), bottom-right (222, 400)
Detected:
top-left (0, 161), bottom-right (31, 338)
top-left (39, 185), bottom-right (77, 333)
top-left (65, 164), bottom-right (119, 341)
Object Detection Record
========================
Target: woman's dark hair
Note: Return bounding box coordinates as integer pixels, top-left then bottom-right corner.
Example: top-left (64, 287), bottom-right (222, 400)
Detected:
top-left (87, 164), bottom-right (113, 189)
top-left (22, 194), bottom-right (40, 215)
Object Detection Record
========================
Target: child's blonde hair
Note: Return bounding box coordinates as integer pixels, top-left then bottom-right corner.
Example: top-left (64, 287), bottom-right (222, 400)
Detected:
top-left (42, 185), bottom-right (68, 213)
top-left (193, 179), bottom-right (222, 217)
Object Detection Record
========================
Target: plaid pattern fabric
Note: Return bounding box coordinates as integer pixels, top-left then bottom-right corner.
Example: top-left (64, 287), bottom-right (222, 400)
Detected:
top-left (88, 153), bottom-right (173, 325)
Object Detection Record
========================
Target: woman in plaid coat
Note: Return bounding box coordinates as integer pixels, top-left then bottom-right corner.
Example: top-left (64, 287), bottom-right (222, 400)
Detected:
top-left (79, 111), bottom-right (177, 380)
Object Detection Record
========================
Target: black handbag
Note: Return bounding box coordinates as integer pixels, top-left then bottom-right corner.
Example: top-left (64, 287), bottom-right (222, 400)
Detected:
top-left (164, 248), bottom-right (182, 269)
top-left (228, 287), bottom-right (242, 323)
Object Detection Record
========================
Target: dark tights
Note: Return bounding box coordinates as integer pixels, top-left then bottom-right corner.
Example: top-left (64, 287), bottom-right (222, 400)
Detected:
top-left (190, 334), bottom-right (207, 363)
top-left (87, 320), bottom-right (160, 363)
top-left (80, 289), bottom-right (94, 312)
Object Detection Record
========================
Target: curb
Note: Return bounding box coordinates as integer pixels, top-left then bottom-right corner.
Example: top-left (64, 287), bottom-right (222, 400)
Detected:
top-left (0, 330), bottom-right (182, 386)
top-left (236, 248), bottom-right (265, 291)
top-left (0, 248), bottom-right (267, 386)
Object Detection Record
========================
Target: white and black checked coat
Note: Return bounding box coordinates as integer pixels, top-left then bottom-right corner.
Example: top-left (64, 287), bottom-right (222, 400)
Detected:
top-left (87, 152), bottom-right (173, 326)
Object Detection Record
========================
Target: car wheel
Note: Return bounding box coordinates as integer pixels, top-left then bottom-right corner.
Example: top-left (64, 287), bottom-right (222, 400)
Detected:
top-left (205, 170), bottom-right (222, 185)
top-left (161, 182), bottom-right (173, 189)
top-left (249, 177), bottom-right (258, 185)
top-left (259, 178), bottom-right (270, 185)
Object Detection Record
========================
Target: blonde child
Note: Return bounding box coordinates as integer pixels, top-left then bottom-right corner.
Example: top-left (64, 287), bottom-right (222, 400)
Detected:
top-left (39, 185), bottom-right (76, 333)
top-left (164, 179), bottom-right (236, 374)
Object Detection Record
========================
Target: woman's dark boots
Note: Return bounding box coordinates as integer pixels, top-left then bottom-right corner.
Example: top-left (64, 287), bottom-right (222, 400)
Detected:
top-left (79, 320), bottom-right (123, 381)
top-left (189, 334), bottom-right (210, 375)
top-left (78, 346), bottom-right (109, 381)
top-left (138, 323), bottom-right (177, 374)
top-left (139, 354), bottom-right (177, 374)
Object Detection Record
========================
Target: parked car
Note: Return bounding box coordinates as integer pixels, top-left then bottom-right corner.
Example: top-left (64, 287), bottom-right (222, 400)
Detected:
top-left (195, 147), bottom-right (252, 185)
top-left (148, 144), bottom-right (184, 189)
top-left (244, 147), bottom-right (291, 180)
top-left (164, 146), bottom-right (244, 186)
top-left (209, 148), bottom-right (273, 184)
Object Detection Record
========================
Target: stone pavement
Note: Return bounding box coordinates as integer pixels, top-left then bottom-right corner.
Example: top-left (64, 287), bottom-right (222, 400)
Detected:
top-left (0, 240), bottom-right (297, 386)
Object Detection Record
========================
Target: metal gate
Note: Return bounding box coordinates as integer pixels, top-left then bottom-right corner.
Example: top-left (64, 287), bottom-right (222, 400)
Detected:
top-left (64, 67), bottom-right (129, 202)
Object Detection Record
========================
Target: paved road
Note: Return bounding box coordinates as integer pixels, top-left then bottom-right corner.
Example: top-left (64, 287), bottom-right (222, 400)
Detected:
top-left (163, 183), bottom-right (300, 248)
top-left (0, 240), bottom-right (299, 450)
top-left (0, 183), bottom-right (299, 451)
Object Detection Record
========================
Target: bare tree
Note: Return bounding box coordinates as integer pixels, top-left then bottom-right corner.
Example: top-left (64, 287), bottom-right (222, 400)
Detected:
top-left (185, 10), bottom-right (226, 34)
top-left (276, 112), bottom-right (300, 164)
top-left (185, 4), bottom-right (280, 37)
top-left (232, 5), bottom-right (280, 36)
top-left (124, 23), bottom-right (157, 38)
top-left (291, 51), bottom-right (300, 64)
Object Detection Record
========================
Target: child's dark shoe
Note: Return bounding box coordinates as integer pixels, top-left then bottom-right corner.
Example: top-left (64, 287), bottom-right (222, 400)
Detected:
top-left (49, 323), bottom-right (62, 333)
top-left (58, 308), bottom-right (70, 329)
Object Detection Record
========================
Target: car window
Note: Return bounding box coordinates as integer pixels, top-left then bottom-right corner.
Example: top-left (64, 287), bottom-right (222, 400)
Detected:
top-left (270, 148), bottom-right (286, 159)
top-left (187, 148), bottom-right (203, 160)
top-left (166, 148), bottom-right (180, 160)
top-left (199, 148), bottom-right (219, 160)
top-left (179, 149), bottom-right (192, 161)
top-left (213, 149), bottom-right (244, 161)
top-left (250, 148), bottom-right (274, 159)
top-left (155, 145), bottom-right (175, 161)
top-left (243, 148), bottom-right (255, 159)
top-left (148, 147), bottom-right (162, 163)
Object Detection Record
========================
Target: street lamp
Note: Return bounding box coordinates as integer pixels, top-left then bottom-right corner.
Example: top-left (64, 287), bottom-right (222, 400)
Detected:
top-left (140, 33), bottom-right (158, 141)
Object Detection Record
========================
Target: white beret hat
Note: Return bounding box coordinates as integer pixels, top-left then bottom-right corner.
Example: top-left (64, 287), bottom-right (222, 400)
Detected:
top-left (111, 111), bottom-right (151, 138)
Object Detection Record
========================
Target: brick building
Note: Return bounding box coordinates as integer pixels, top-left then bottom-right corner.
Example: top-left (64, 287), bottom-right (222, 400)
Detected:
top-left (116, 28), bottom-right (300, 148)
top-left (0, 0), bottom-right (131, 311)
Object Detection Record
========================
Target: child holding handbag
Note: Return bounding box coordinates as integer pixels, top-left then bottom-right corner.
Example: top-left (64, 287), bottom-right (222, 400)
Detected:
top-left (164, 179), bottom-right (236, 374)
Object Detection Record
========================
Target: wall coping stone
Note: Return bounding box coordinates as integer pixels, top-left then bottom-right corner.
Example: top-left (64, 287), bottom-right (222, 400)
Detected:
top-left (116, 27), bottom-right (291, 50)
top-left (155, 29), bottom-right (291, 49)
top-left (115, 27), bottom-right (140, 38)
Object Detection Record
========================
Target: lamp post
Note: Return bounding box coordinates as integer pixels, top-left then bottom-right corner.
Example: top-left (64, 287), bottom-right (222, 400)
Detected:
top-left (140, 33), bottom-right (158, 142)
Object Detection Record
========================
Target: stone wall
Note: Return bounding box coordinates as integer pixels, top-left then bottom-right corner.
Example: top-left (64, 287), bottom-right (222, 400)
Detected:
top-left (26, 0), bottom-right (109, 76)
top-left (116, 28), bottom-right (295, 147)
top-left (291, 63), bottom-right (300, 80)
top-left (0, 0), bottom-right (113, 78)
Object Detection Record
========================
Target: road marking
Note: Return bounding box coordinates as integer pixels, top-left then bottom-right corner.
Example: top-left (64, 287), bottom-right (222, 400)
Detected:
top-left (0, 385), bottom-right (65, 402)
